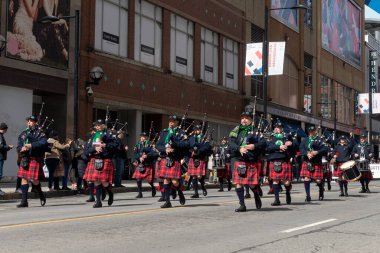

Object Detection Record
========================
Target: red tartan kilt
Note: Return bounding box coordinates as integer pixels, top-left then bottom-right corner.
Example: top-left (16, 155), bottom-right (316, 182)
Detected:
top-left (155, 160), bottom-right (161, 180)
top-left (83, 158), bottom-right (114, 183)
top-left (187, 158), bottom-right (206, 176)
top-left (269, 161), bottom-right (292, 181)
top-left (217, 163), bottom-right (231, 179)
top-left (300, 162), bottom-right (324, 180)
top-left (360, 170), bottom-right (373, 180)
top-left (17, 157), bottom-right (44, 181)
top-left (233, 161), bottom-right (259, 185)
top-left (158, 159), bottom-right (181, 179)
top-left (333, 163), bottom-right (344, 177)
top-left (132, 164), bottom-right (154, 182)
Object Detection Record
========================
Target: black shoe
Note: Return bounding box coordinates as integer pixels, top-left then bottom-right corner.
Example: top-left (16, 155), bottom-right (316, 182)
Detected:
top-left (235, 205), bottom-right (247, 212)
top-left (190, 193), bottom-right (199, 198)
top-left (345, 191), bottom-right (348, 197)
top-left (254, 195), bottom-right (262, 209)
top-left (158, 196), bottom-right (165, 202)
top-left (101, 188), bottom-right (107, 201)
top-left (244, 193), bottom-right (251, 199)
top-left (86, 196), bottom-right (95, 202)
top-left (366, 188), bottom-right (371, 193)
top-left (152, 187), bottom-right (156, 197)
top-left (171, 189), bottom-right (177, 200)
top-left (339, 192), bottom-right (344, 197)
top-left (93, 201), bottom-right (102, 208)
top-left (202, 188), bottom-right (207, 196)
top-left (17, 201), bottom-right (28, 208)
top-left (359, 189), bottom-right (366, 193)
top-left (218, 189), bottom-right (224, 192)
top-left (327, 183), bottom-right (331, 191)
top-left (319, 191), bottom-right (324, 201)
top-left (62, 187), bottom-right (71, 191)
top-left (305, 195), bottom-right (311, 202)
top-left (40, 192), bottom-right (46, 206)
top-left (227, 181), bottom-right (232, 191)
top-left (136, 192), bottom-right (143, 198)
top-left (271, 199), bottom-right (281, 206)
top-left (178, 191), bottom-right (186, 205)
top-left (108, 191), bottom-right (114, 206)
top-left (160, 202), bottom-right (172, 208)
top-left (286, 192), bottom-right (291, 204)
top-left (53, 187), bottom-right (61, 191)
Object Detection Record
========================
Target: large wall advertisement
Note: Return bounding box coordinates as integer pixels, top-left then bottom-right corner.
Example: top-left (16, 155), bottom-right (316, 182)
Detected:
top-left (271, 0), bottom-right (299, 31)
top-left (322, 0), bottom-right (361, 68)
top-left (6, 0), bottom-right (70, 69)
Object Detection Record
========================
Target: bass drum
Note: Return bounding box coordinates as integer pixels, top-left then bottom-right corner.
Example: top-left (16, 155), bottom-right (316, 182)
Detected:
top-left (340, 160), bottom-right (361, 182)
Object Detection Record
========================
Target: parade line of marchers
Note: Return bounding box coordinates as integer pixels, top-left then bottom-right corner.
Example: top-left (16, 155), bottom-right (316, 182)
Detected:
top-left (0, 104), bottom-right (374, 212)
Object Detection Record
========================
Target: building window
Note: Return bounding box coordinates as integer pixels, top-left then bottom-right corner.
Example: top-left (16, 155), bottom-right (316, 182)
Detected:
top-left (95, 0), bottom-right (128, 57)
top-left (135, 0), bottom-right (162, 67)
top-left (335, 82), bottom-right (354, 125)
top-left (304, 0), bottom-right (312, 28)
top-left (201, 27), bottom-right (218, 84)
top-left (251, 76), bottom-right (263, 99)
top-left (223, 37), bottom-right (239, 90)
top-left (304, 53), bottom-right (313, 113)
top-left (170, 14), bottom-right (194, 77)
top-left (320, 75), bottom-right (332, 119)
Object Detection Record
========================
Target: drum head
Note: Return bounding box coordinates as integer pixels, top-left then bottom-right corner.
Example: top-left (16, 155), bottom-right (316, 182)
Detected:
top-left (340, 161), bottom-right (356, 171)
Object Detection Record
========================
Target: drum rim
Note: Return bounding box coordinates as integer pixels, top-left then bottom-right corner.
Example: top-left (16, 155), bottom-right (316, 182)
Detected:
top-left (340, 160), bottom-right (356, 170)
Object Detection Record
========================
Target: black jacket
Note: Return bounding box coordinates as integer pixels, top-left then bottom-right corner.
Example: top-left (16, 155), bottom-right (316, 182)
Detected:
top-left (299, 136), bottom-right (328, 164)
top-left (352, 143), bottom-right (374, 161)
top-left (156, 128), bottom-right (189, 161)
top-left (17, 127), bottom-right (48, 158)
top-left (266, 132), bottom-right (295, 161)
top-left (0, 133), bottom-right (11, 160)
top-left (84, 131), bottom-right (118, 159)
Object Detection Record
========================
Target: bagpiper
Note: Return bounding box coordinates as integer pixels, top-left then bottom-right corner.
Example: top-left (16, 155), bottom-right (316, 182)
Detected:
top-left (352, 133), bottom-right (374, 193)
top-left (156, 115), bottom-right (188, 208)
top-left (187, 124), bottom-right (212, 199)
top-left (16, 116), bottom-right (48, 207)
top-left (299, 125), bottom-right (328, 201)
top-left (229, 111), bottom-right (266, 212)
top-left (132, 132), bottom-right (158, 198)
top-left (266, 119), bottom-right (295, 206)
top-left (83, 119), bottom-right (118, 208)
top-left (215, 137), bottom-right (232, 192)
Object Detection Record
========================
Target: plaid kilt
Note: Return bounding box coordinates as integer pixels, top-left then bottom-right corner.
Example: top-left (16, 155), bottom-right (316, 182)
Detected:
top-left (269, 161), bottom-right (292, 181)
top-left (187, 158), bottom-right (206, 176)
top-left (257, 160), bottom-right (263, 177)
top-left (132, 164), bottom-right (154, 182)
top-left (217, 163), bottom-right (231, 179)
top-left (300, 162), bottom-right (324, 180)
top-left (158, 159), bottom-right (181, 179)
top-left (360, 170), bottom-right (373, 180)
top-left (83, 158), bottom-right (114, 183)
top-left (333, 163), bottom-right (344, 177)
top-left (232, 161), bottom-right (259, 185)
top-left (17, 157), bottom-right (44, 181)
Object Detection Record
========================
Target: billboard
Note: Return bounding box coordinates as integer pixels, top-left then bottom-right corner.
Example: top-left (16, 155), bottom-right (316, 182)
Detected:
top-left (6, 0), bottom-right (70, 69)
top-left (322, 0), bottom-right (361, 68)
top-left (245, 42), bottom-right (286, 76)
top-left (271, 0), bottom-right (299, 31)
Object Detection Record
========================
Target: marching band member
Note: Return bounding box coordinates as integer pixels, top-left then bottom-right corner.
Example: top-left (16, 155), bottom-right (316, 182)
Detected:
top-left (132, 132), bottom-right (158, 198)
top-left (215, 137), bottom-right (232, 192)
top-left (16, 116), bottom-right (48, 208)
top-left (332, 135), bottom-right (355, 197)
top-left (229, 112), bottom-right (266, 212)
top-left (299, 125), bottom-right (328, 201)
top-left (188, 124), bottom-right (212, 199)
top-left (267, 119), bottom-right (295, 206)
top-left (156, 115), bottom-right (188, 208)
top-left (83, 119), bottom-right (118, 208)
top-left (352, 133), bottom-right (374, 193)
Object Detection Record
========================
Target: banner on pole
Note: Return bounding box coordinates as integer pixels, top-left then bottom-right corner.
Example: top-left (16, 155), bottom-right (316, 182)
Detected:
top-left (245, 42), bottom-right (286, 76)
top-left (357, 93), bottom-right (380, 114)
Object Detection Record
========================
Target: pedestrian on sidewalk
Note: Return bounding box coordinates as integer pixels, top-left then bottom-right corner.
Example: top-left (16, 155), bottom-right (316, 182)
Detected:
top-left (0, 123), bottom-right (14, 195)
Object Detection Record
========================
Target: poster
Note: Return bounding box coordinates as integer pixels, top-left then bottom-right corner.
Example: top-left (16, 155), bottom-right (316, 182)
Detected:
top-left (6, 0), bottom-right (70, 69)
top-left (357, 93), bottom-right (380, 114)
top-left (271, 0), bottom-right (298, 31)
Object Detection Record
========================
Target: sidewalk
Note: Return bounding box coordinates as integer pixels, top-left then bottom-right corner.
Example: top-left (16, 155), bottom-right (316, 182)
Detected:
top-left (0, 180), bottom-right (223, 200)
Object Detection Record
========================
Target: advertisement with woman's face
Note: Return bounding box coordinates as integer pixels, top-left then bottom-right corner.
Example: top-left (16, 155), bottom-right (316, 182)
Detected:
top-left (6, 0), bottom-right (70, 69)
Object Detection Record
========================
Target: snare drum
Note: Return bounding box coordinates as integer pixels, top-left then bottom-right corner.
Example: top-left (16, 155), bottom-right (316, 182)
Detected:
top-left (356, 160), bottom-right (369, 172)
top-left (340, 160), bottom-right (362, 182)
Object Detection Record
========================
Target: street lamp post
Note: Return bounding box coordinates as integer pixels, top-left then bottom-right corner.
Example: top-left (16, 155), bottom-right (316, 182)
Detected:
top-left (39, 10), bottom-right (80, 140)
top-left (263, 4), bottom-right (308, 119)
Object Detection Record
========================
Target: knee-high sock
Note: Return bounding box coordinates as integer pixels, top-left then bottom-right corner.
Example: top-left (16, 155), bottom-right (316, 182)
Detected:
top-left (159, 182), bottom-right (164, 197)
top-left (360, 179), bottom-right (365, 189)
top-left (244, 185), bottom-right (250, 194)
top-left (35, 183), bottom-right (44, 198)
top-left (273, 184), bottom-right (280, 199)
top-left (365, 179), bottom-right (369, 189)
top-left (95, 185), bottom-right (102, 202)
top-left (77, 177), bottom-right (83, 190)
top-left (137, 180), bottom-right (142, 193)
top-left (199, 177), bottom-right (206, 190)
top-left (338, 181), bottom-right (344, 192)
top-left (285, 184), bottom-right (292, 193)
top-left (21, 184), bottom-right (29, 203)
top-left (218, 177), bottom-right (224, 190)
top-left (236, 187), bottom-right (245, 206)
top-left (304, 181), bottom-right (311, 196)
top-left (148, 181), bottom-right (154, 189)
top-left (192, 178), bottom-right (199, 194)
top-left (164, 184), bottom-right (171, 203)
top-left (343, 181), bottom-right (348, 191)
top-left (88, 182), bottom-right (94, 198)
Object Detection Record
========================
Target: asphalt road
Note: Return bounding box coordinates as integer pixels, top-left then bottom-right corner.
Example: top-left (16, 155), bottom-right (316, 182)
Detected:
top-left (0, 181), bottom-right (379, 253)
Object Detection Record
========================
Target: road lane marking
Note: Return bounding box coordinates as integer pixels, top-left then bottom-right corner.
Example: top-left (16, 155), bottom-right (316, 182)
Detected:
top-left (280, 219), bottom-right (337, 233)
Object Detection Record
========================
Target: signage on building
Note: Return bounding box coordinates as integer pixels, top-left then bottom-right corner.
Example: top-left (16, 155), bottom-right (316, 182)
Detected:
top-left (370, 51), bottom-right (378, 93)
top-left (103, 32), bottom-right (119, 44)
top-left (245, 42), bottom-right (286, 76)
top-left (176, 56), bottom-right (187, 66)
